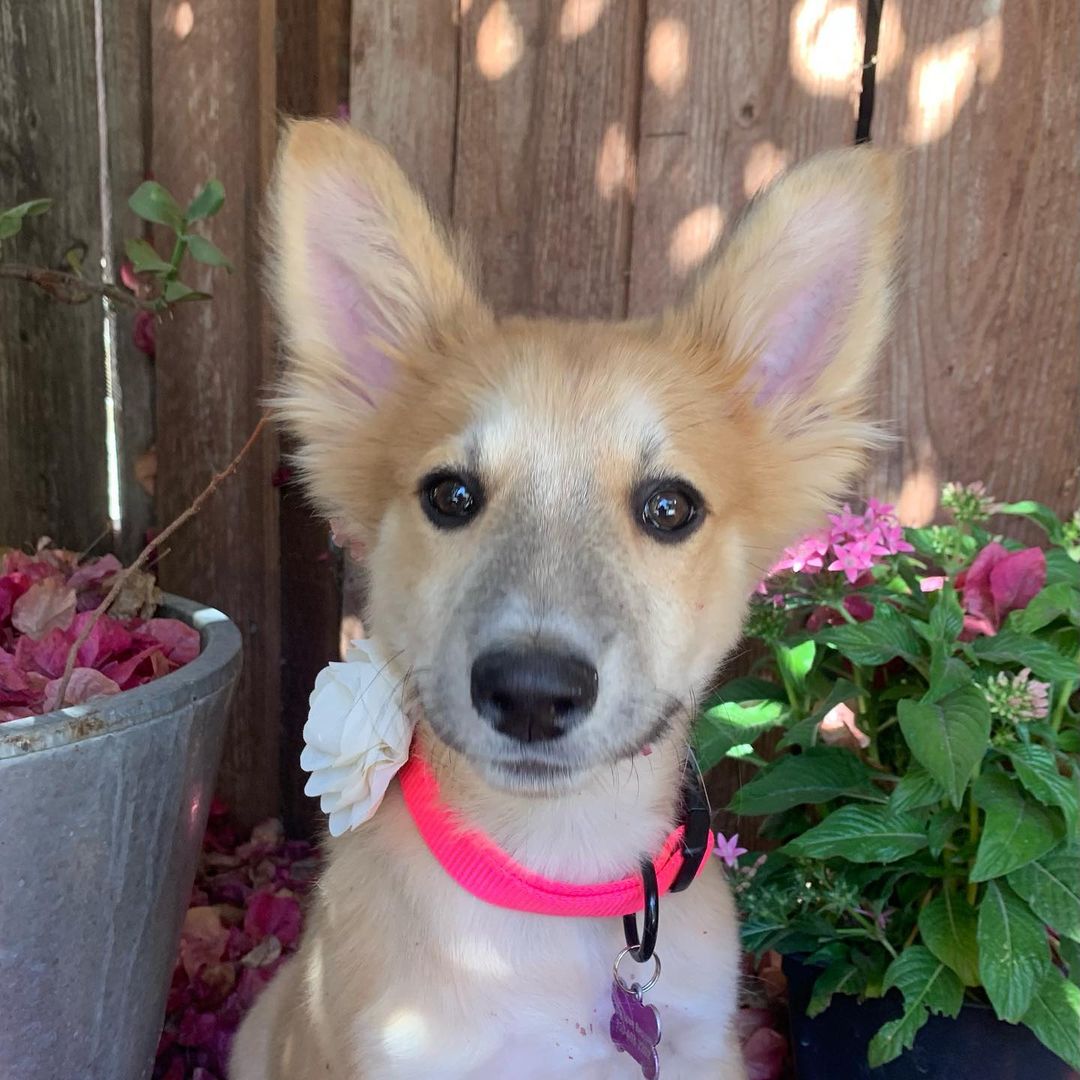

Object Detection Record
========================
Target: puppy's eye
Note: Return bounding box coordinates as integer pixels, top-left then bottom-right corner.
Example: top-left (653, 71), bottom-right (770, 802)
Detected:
top-left (421, 472), bottom-right (484, 529)
top-left (637, 481), bottom-right (703, 542)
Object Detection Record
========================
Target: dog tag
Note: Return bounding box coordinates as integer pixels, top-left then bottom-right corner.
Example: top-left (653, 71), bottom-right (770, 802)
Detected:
top-left (610, 949), bottom-right (662, 1079)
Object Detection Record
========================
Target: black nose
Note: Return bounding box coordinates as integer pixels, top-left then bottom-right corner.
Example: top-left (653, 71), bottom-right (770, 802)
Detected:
top-left (470, 647), bottom-right (599, 743)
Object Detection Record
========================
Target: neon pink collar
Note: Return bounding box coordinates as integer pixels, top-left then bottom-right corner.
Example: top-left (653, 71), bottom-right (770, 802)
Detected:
top-left (398, 753), bottom-right (714, 918)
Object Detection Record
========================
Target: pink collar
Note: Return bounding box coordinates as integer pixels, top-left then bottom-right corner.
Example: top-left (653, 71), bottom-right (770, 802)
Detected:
top-left (398, 753), bottom-right (714, 918)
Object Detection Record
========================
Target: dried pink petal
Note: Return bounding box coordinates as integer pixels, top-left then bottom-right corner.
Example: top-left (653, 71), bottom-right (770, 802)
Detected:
top-left (42, 668), bottom-right (121, 710)
top-left (11, 578), bottom-right (77, 639)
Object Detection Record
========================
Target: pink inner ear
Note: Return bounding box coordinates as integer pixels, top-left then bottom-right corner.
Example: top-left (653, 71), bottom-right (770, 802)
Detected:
top-left (750, 192), bottom-right (863, 405)
top-left (304, 181), bottom-right (401, 407)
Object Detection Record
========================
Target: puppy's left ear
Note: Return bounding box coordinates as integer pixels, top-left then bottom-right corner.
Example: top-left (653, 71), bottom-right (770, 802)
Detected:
top-left (671, 147), bottom-right (901, 543)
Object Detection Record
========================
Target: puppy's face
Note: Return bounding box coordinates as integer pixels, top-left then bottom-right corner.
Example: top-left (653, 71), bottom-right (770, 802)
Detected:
top-left (270, 122), bottom-right (899, 793)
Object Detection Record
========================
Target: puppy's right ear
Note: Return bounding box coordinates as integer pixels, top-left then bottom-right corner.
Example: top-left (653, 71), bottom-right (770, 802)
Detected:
top-left (267, 121), bottom-right (489, 523)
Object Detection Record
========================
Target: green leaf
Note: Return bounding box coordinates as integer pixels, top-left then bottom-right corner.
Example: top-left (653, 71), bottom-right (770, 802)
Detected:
top-left (971, 771), bottom-right (1067, 881)
top-left (705, 677), bottom-right (787, 706)
top-left (929, 585), bottom-right (964, 642)
top-left (1008, 745), bottom-right (1079, 833)
top-left (128, 180), bottom-right (184, 232)
top-left (807, 960), bottom-right (864, 1018)
top-left (925, 653), bottom-right (974, 703)
top-left (777, 678), bottom-right (862, 751)
top-left (184, 233), bottom-right (233, 270)
top-left (919, 890), bottom-right (980, 986)
top-left (186, 178), bottom-right (225, 222)
top-left (693, 699), bottom-right (786, 772)
top-left (978, 881), bottom-right (1051, 1021)
top-left (890, 766), bottom-right (947, 812)
top-left (971, 630), bottom-right (1078, 682)
top-left (867, 946), bottom-right (964, 1068)
top-left (1008, 843), bottom-right (1080, 944)
top-left (1046, 548), bottom-right (1080, 589)
top-left (1060, 937), bottom-right (1080, 987)
top-left (898, 686), bottom-right (991, 809)
top-left (783, 805), bottom-right (927, 863)
top-left (0, 197), bottom-right (53, 239)
top-left (927, 807), bottom-right (963, 857)
top-left (817, 604), bottom-right (924, 666)
top-left (124, 237), bottom-right (173, 274)
top-left (995, 500), bottom-right (1065, 543)
top-left (162, 279), bottom-right (211, 304)
top-left (730, 747), bottom-right (885, 816)
top-left (777, 640), bottom-right (815, 692)
top-left (1010, 583), bottom-right (1080, 633)
top-left (1022, 969), bottom-right (1080, 1071)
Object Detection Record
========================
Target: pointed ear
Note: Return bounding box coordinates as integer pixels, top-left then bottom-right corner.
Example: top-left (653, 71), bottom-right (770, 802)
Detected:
top-left (671, 147), bottom-right (901, 541)
top-left (267, 120), bottom-right (490, 528)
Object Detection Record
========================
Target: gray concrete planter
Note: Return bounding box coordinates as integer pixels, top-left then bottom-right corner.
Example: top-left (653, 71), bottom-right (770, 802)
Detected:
top-left (0, 595), bottom-right (242, 1080)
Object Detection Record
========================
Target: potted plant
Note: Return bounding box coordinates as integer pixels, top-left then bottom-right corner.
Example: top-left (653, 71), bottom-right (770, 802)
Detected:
top-left (697, 485), bottom-right (1080, 1078)
top-left (0, 185), bottom-right (250, 1080)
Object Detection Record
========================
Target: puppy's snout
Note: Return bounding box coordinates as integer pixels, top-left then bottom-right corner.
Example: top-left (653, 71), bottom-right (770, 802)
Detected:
top-left (470, 647), bottom-right (599, 743)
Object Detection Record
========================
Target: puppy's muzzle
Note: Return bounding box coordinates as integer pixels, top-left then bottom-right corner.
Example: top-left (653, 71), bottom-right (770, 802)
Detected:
top-left (470, 646), bottom-right (599, 743)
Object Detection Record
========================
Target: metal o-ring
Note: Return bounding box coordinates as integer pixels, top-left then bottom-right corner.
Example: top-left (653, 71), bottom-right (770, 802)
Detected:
top-left (612, 946), bottom-right (662, 996)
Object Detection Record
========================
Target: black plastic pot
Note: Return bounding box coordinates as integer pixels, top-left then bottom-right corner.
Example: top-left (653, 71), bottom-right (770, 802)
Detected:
top-left (784, 955), bottom-right (1079, 1080)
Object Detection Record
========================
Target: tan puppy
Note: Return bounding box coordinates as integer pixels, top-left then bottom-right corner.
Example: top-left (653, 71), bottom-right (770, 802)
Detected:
top-left (231, 120), bottom-right (899, 1079)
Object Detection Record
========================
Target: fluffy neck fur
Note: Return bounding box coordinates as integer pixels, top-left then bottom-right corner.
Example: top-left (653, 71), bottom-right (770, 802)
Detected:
top-left (417, 723), bottom-right (687, 885)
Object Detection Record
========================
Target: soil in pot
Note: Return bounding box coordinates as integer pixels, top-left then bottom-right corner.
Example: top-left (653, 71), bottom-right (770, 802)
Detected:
top-left (784, 955), bottom-right (1079, 1080)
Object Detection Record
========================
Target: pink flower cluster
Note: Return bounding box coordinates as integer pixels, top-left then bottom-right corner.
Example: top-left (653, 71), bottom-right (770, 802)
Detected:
top-left (0, 545), bottom-right (199, 722)
top-left (155, 807), bottom-right (319, 1080)
top-left (768, 500), bottom-right (913, 586)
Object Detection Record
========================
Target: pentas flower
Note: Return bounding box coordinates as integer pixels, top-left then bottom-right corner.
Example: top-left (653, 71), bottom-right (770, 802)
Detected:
top-left (941, 480), bottom-right (996, 524)
top-left (982, 667), bottom-right (1051, 723)
top-left (772, 531), bottom-right (830, 574)
top-left (714, 832), bottom-right (749, 868)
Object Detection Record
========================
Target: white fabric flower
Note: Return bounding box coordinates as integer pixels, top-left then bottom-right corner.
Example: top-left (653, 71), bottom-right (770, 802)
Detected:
top-left (300, 638), bottom-right (414, 836)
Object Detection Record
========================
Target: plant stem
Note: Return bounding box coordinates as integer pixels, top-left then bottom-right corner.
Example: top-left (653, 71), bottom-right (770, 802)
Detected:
top-left (53, 416), bottom-right (269, 706)
top-left (1050, 647), bottom-right (1079, 733)
top-left (0, 263), bottom-right (154, 309)
top-left (966, 792), bottom-right (981, 905)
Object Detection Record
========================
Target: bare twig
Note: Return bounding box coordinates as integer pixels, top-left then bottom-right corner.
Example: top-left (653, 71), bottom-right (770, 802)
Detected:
top-left (0, 263), bottom-right (154, 310)
top-left (54, 416), bottom-right (270, 707)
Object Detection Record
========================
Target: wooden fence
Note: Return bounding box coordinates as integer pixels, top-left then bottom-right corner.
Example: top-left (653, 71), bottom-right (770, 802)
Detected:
top-left (1, 0), bottom-right (1077, 832)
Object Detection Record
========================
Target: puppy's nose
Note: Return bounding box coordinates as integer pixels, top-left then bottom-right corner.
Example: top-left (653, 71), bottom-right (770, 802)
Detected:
top-left (470, 647), bottom-right (599, 743)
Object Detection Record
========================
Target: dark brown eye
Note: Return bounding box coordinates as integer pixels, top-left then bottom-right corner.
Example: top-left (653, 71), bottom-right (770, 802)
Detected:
top-left (638, 481), bottom-right (703, 542)
top-left (421, 472), bottom-right (484, 529)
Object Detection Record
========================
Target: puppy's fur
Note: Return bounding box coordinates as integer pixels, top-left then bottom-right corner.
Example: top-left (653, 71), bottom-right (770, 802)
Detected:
top-left (231, 121), bottom-right (899, 1079)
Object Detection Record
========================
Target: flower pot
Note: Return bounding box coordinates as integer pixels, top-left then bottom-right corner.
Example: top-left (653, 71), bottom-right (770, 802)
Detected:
top-left (784, 955), bottom-right (1080, 1080)
top-left (0, 596), bottom-right (241, 1080)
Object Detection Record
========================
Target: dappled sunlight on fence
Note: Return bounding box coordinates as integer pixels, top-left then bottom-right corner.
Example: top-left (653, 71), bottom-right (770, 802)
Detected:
top-left (559, 0), bottom-right (609, 43)
top-left (594, 122), bottom-right (636, 201)
top-left (789, 0), bottom-right (863, 96)
top-left (668, 204), bottom-right (725, 276)
top-left (645, 17), bottom-right (689, 98)
top-left (476, 0), bottom-right (523, 81)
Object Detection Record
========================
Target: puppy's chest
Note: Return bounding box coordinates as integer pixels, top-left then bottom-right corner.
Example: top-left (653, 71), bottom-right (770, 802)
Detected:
top-left (351, 913), bottom-right (731, 1079)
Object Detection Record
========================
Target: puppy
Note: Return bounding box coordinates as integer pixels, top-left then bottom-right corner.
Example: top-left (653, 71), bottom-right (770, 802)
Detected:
top-left (231, 120), bottom-right (899, 1079)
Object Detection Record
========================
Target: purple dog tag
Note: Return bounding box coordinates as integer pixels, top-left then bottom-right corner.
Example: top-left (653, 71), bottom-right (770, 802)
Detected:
top-left (610, 980), bottom-right (661, 1079)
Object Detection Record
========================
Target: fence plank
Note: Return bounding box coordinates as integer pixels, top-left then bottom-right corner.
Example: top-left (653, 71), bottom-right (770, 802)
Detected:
top-left (151, 0), bottom-right (281, 826)
top-left (0, 1), bottom-right (108, 552)
top-left (629, 0), bottom-right (864, 315)
top-left (276, 0), bottom-right (350, 837)
top-left (455, 0), bottom-right (644, 317)
top-left (867, 0), bottom-right (1080, 521)
top-left (101, 0), bottom-right (156, 564)
top-left (350, 0), bottom-right (460, 218)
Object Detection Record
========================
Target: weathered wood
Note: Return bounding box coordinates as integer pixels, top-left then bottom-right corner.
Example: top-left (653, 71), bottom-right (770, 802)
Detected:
top-left (101, 0), bottom-right (156, 563)
top-left (277, 0), bottom-right (350, 837)
top-left (0, 1), bottom-right (109, 552)
top-left (151, 0), bottom-right (281, 826)
top-left (455, 0), bottom-right (645, 317)
top-left (278, 0), bottom-right (350, 119)
top-left (867, 0), bottom-right (1080, 522)
top-left (350, 0), bottom-right (460, 218)
top-left (629, 0), bottom-right (864, 315)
